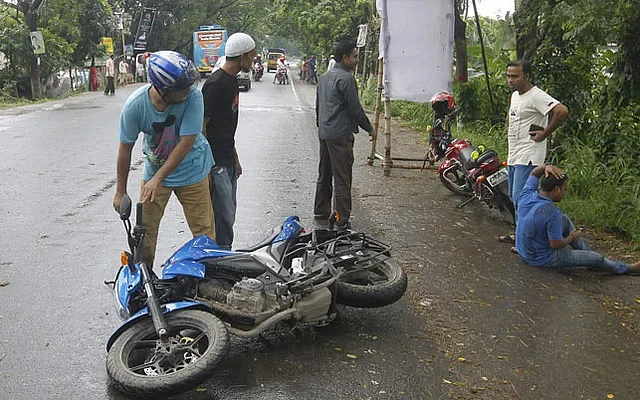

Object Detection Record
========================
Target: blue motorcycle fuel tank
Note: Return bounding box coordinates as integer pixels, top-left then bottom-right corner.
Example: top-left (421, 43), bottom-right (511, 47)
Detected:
top-left (161, 216), bottom-right (303, 280)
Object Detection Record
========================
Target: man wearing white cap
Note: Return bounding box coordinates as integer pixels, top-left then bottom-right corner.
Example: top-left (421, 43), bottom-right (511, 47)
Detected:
top-left (202, 32), bottom-right (256, 249)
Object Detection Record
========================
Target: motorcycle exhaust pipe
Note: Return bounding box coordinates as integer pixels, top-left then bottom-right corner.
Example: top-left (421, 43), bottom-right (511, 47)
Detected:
top-left (441, 164), bottom-right (467, 192)
top-left (226, 309), bottom-right (296, 338)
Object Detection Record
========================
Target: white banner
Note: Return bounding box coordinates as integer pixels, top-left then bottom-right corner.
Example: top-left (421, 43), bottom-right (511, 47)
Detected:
top-left (377, 0), bottom-right (454, 102)
top-left (356, 24), bottom-right (368, 48)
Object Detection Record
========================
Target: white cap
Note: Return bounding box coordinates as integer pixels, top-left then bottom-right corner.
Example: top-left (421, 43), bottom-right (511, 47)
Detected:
top-left (225, 33), bottom-right (256, 57)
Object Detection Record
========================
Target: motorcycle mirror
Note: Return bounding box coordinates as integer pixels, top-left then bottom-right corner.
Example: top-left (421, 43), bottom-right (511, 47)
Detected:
top-left (119, 194), bottom-right (132, 221)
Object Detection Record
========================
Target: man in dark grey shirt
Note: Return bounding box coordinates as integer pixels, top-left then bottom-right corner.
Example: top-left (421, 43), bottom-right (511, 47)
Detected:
top-left (314, 39), bottom-right (373, 230)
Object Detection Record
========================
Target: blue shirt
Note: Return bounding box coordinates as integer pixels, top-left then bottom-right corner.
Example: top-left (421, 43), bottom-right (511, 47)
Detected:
top-left (119, 85), bottom-right (214, 187)
top-left (515, 176), bottom-right (564, 266)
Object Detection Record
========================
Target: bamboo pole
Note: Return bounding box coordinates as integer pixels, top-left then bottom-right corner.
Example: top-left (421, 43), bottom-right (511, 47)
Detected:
top-left (383, 95), bottom-right (392, 176)
top-left (367, 57), bottom-right (384, 166)
top-left (359, 33), bottom-right (370, 98)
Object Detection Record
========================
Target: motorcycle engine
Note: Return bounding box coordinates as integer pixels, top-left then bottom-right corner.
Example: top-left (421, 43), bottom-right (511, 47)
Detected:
top-left (226, 278), bottom-right (265, 313)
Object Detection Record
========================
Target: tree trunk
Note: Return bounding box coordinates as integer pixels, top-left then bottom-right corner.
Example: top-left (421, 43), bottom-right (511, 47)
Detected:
top-left (25, 9), bottom-right (42, 99)
top-left (454, 0), bottom-right (468, 82)
top-left (513, 0), bottom-right (542, 61)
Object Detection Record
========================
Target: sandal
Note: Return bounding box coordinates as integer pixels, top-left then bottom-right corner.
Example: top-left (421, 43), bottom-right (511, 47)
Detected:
top-left (498, 234), bottom-right (515, 244)
top-left (510, 246), bottom-right (518, 254)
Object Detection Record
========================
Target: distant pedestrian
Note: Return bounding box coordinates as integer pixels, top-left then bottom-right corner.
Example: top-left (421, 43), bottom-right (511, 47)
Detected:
top-left (118, 57), bottom-right (129, 86)
top-left (113, 51), bottom-right (214, 267)
top-left (104, 53), bottom-right (116, 95)
top-left (307, 55), bottom-right (317, 84)
top-left (202, 32), bottom-right (257, 250)
top-left (327, 54), bottom-right (336, 71)
top-left (89, 61), bottom-right (99, 91)
top-left (300, 57), bottom-right (309, 81)
top-left (314, 40), bottom-right (373, 230)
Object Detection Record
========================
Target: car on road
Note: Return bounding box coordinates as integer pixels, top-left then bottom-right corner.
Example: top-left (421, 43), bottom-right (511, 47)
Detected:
top-left (214, 56), bottom-right (251, 91)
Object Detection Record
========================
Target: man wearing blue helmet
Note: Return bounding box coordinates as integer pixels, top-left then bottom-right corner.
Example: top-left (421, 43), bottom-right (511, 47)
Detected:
top-left (113, 50), bottom-right (215, 266)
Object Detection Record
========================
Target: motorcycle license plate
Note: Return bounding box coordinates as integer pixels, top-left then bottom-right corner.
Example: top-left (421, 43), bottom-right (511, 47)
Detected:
top-left (487, 168), bottom-right (508, 187)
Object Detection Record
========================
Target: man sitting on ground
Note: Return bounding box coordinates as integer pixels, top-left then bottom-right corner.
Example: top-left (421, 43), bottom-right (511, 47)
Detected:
top-left (515, 164), bottom-right (640, 274)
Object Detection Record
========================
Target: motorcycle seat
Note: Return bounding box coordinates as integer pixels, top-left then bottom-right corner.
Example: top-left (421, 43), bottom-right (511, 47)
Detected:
top-left (235, 227), bottom-right (281, 253)
top-left (203, 253), bottom-right (267, 277)
top-left (474, 149), bottom-right (498, 165)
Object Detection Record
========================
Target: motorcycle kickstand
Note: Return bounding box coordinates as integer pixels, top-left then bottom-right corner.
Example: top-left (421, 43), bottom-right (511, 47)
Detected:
top-left (457, 195), bottom-right (477, 209)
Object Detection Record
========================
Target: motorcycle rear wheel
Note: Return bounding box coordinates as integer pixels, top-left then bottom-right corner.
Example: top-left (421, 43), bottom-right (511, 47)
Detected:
top-left (336, 249), bottom-right (407, 308)
top-left (106, 309), bottom-right (229, 398)
top-left (439, 167), bottom-right (472, 196)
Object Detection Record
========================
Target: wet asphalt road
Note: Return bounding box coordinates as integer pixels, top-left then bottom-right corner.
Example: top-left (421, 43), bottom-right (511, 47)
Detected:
top-left (0, 73), bottom-right (451, 399)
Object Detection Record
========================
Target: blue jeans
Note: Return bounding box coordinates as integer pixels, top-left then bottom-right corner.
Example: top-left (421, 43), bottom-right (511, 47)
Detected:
top-left (508, 163), bottom-right (536, 224)
top-left (544, 215), bottom-right (630, 274)
top-left (210, 164), bottom-right (237, 250)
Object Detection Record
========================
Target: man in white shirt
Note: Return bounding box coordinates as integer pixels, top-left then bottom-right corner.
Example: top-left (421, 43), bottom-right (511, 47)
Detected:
top-left (327, 54), bottom-right (336, 71)
top-left (104, 54), bottom-right (116, 95)
top-left (118, 58), bottom-right (129, 85)
top-left (499, 60), bottom-right (568, 247)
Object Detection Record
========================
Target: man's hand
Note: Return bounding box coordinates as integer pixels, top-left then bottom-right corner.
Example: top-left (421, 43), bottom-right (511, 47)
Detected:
top-left (543, 164), bottom-right (565, 179)
top-left (236, 160), bottom-right (243, 178)
top-left (569, 229), bottom-right (583, 242)
top-left (113, 192), bottom-right (126, 213)
top-left (140, 176), bottom-right (163, 203)
top-left (529, 130), bottom-right (547, 142)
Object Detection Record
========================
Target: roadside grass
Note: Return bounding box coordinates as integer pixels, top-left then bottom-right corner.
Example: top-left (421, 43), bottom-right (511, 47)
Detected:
top-left (361, 81), bottom-right (640, 243)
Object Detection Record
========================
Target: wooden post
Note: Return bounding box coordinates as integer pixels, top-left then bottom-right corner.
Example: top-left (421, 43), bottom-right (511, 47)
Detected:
top-left (359, 34), bottom-right (370, 98)
top-left (383, 96), bottom-right (392, 176)
top-left (367, 58), bottom-right (384, 166)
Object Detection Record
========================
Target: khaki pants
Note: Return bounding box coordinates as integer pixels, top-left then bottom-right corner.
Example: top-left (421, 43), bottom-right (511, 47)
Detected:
top-left (140, 177), bottom-right (214, 266)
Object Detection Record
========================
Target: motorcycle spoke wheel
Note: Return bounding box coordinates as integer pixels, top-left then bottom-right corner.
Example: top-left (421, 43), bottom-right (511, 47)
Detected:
top-left (107, 309), bottom-right (229, 398)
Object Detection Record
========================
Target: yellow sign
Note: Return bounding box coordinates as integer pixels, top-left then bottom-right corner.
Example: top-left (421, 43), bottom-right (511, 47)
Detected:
top-left (101, 37), bottom-right (114, 54)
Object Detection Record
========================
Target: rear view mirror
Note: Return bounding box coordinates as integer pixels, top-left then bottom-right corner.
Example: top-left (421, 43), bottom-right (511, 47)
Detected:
top-left (119, 194), bottom-right (132, 221)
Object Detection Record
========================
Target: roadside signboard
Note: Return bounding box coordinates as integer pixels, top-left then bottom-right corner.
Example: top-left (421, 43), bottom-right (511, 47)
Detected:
top-left (30, 31), bottom-right (45, 55)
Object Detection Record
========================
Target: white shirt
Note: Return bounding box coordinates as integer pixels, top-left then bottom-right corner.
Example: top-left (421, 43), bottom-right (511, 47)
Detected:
top-left (328, 58), bottom-right (336, 70)
top-left (507, 86), bottom-right (559, 166)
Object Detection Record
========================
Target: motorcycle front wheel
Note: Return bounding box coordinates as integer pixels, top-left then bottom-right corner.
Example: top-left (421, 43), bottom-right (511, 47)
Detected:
top-left (106, 309), bottom-right (229, 398)
top-left (336, 249), bottom-right (407, 308)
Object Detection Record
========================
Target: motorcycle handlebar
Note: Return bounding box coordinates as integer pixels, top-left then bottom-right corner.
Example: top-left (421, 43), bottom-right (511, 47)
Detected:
top-left (136, 203), bottom-right (143, 226)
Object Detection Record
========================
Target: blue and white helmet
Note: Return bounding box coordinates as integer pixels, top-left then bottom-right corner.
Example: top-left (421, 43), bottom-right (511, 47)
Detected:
top-left (147, 51), bottom-right (198, 92)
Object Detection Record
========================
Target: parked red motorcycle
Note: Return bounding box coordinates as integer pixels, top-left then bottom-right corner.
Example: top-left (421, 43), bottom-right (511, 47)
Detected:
top-left (438, 139), bottom-right (514, 218)
top-left (423, 92), bottom-right (456, 167)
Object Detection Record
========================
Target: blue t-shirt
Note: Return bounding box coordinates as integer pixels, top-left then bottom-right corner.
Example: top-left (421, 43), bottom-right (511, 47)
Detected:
top-left (515, 176), bottom-right (564, 266)
top-left (119, 84), bottom-right (214, 187)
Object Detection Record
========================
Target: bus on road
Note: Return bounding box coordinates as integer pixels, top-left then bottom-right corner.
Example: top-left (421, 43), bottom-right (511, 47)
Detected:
top-left (193, 25), bottom-right (228, 77)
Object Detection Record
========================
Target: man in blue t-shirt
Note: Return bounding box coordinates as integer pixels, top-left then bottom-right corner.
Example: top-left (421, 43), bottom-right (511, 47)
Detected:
top-left (113, 51), bottom-right (215, 266)
top-left (516, 164), bottom-right (640, 274)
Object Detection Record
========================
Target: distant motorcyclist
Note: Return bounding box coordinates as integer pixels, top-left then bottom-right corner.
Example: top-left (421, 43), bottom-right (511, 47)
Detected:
top-left (273, 55), bottom-right (289, 84)
top-left (252, 53), bottom-right (264, 79)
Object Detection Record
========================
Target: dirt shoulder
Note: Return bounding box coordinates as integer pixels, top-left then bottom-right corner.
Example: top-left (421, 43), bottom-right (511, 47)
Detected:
top-left (350, 113), bottom-right (640, 399)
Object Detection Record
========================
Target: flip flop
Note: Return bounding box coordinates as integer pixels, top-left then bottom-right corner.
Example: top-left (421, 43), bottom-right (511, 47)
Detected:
top-left (498, 234), bottom-right (515, 244)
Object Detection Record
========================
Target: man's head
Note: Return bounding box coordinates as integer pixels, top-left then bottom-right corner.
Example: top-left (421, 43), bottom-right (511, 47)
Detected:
top-left (334, 39), bottom-right (358, 71)
top-left (506, 60), bottom-right (533, 93)
top-left (225, 32), bottom-right (257, 73)
top-left (147, 50), bottom-right (198, 104)
top-left (540, 173), bottom-right (569, 202)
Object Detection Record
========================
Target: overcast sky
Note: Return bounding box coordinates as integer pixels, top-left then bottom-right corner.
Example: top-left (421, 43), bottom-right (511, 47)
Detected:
top-left (475, 0), bottom-right (515, 18)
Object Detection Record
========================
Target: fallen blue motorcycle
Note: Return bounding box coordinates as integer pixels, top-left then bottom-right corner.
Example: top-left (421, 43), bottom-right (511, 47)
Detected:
top-left (105, 195), bottom-right (407, 397)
